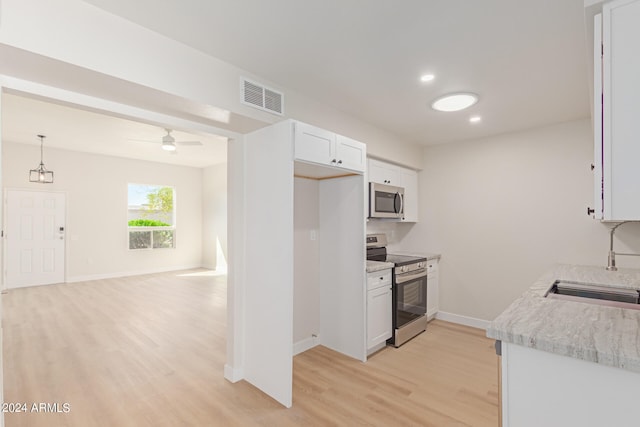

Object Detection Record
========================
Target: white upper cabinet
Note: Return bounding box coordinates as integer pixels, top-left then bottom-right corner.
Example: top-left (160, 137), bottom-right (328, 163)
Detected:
top-left (399, 167), bottom-right (418, 223)
top-left (368, 158), bottom-right (401, 186)
top-left (367, 158), bottom-right (419, 222)
top-left (593, 0), bottom-right (640, 220)
top-left (335, 134), bottom-right (367, 172)
top-left (294, 121), bottom-right (366, 173)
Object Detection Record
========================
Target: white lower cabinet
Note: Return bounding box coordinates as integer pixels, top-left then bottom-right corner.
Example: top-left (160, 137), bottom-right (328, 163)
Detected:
top-left (367, 270), bottom-right (392, 351)
top-left (426, 259), bottom-right (439, 320)
top-left (501, 342), bottom-right (640, 427)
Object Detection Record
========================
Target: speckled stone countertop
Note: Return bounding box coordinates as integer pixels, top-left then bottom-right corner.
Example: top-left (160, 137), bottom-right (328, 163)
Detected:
top-left (366, 253), bottom-right (441, 273)
top-left (487, 264), bottom-right (640, 373)
top-left (366, 261), bottom-right (394, 273)
top-left (392, 252), bottom-right (441, 262)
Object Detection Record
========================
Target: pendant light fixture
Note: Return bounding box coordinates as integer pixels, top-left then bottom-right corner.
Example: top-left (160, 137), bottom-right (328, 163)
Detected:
top-left (29, 134), bottom-right (54, 184)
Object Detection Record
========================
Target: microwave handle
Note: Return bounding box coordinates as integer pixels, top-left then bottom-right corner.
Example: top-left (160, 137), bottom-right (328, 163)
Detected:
top-left (394, 192), bottom-right (403, 215)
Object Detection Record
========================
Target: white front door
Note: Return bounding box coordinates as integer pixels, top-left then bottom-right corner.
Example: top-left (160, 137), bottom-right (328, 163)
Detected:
top-left (5, 190), bottom-right (66, 289)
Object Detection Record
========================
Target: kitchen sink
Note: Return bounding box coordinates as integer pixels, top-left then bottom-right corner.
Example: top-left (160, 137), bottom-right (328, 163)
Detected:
top-left (545, 280), bottom-right (640, 310)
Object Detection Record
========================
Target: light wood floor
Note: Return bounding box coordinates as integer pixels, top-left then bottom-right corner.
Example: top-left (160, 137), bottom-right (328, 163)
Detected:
top-left (2, 270), bottom-right (498, 426)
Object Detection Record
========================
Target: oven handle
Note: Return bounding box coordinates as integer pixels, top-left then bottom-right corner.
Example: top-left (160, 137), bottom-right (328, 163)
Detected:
top-left (395, 269), bottom-right (427, 284)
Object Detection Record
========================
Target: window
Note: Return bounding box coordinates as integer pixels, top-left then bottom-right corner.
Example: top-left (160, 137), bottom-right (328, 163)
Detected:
top-left (127, 184), bottom-right (175, 250)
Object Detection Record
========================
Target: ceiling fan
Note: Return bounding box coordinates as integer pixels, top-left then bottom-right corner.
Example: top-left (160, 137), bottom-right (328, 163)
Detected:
top-left (131, 128), bottom-right (203, 152)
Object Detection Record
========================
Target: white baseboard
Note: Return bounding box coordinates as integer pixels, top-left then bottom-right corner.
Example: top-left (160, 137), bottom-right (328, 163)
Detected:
top-left (366, 341), bottom-right (387, 357)
top-left (224, 364), bottom-right (244, 383)
top-left (66, 264), bottom-right (205, 283)
top-left (293, 335), bottom-right (319, 356)
top-left (435, 311), bottom-right (491, 330)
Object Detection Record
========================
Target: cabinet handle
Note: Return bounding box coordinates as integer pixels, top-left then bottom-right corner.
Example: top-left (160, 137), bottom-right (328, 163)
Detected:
top-left (587, 207), bottom-right (595, 216)
top-left (337, 160), bottom-right (342, 164)
top-left (379, 277), bottom-right (384, 280)
top-left (331, 159), bottom-right (337, 163)
top-left (590, 163), bottom-right (595, 171)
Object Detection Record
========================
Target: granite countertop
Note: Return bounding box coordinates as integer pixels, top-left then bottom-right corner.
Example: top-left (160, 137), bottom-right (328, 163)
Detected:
top-left (366, 252), bottom-right (441, 273)
top-left (366, 260), bottom-right (394, 273)
top-left (487, 264), bottom-right (640, 373)
top-left (392, 251), bottom-right (441, 262)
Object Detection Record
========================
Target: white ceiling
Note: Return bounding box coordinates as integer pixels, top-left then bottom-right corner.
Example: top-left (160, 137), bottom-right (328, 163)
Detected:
top-left (82, 0), bottom-right (591, 146)
top-left (2, 0), bottom-right (592, 167)
top-left (2, 93), bottom-right (228, 168)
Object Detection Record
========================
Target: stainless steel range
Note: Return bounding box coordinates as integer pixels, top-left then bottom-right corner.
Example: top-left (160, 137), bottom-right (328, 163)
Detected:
top-left (366, 234), bottom-right (428, 347)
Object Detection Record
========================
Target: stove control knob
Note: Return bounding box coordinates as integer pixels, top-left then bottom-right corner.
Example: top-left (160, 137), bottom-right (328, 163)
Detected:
top-left (401, 266), bottom-right (408, 273)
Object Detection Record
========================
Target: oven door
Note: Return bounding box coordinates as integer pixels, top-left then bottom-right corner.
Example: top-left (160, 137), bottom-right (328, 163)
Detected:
top-left (394, 270), bottom-right (427, 329)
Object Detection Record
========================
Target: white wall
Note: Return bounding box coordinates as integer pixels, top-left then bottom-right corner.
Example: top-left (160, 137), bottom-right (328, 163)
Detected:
top-left (293, 177), bottom-right (320, 344)
top-left (397, 119), bottom-right (640, 322)
top-left (202, 163), bottom-right (227, 271)
top-left (3, 142), bottom-right (203, 281)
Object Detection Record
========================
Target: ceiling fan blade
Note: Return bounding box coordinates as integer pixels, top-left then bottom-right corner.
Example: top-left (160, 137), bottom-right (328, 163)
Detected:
top-left (176, 140), bottom-right (202, 146)
top-left (128, 138), bottom-right (160, 144)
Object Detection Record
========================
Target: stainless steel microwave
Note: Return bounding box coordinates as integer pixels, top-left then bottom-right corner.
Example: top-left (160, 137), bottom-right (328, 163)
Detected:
top-left (369, 182), bottom-right (404, 219)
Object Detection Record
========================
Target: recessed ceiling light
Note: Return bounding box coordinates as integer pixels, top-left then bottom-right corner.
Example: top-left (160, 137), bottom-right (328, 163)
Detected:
top-left (431, 93), bottom-right (478, 112)
top-left (420, 74), bottom-right (435, 82)
top-left (469, 116), bottom-right (482, 123)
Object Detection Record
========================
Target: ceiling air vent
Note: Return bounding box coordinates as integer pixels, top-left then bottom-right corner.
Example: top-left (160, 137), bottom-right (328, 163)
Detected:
top-left (241, 77), bottom-right (284, 115)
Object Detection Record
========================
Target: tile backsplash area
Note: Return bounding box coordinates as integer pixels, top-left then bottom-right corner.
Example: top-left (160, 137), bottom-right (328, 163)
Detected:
top-left (366, 220), bottom-right (415, 252)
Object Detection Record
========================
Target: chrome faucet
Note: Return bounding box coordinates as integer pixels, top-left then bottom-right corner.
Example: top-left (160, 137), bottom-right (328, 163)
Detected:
top-left (606, 221), bottom-right (640, 271)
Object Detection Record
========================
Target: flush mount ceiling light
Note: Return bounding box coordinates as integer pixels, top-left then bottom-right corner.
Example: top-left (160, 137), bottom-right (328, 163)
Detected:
top-left (29, 134), bottom-right (54, 183)
top-left (420, 74), bottom-right (435, 82)
top-left (431, 93), bottom-right (478, 112)
top-left (469, 115), bottom-right (482, 123)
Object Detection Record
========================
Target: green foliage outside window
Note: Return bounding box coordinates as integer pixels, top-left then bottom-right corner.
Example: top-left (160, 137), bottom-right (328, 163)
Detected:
top-left (145, 187), bottom-right (174, 216)
top-left (128, 219), bottom-right (170, 227)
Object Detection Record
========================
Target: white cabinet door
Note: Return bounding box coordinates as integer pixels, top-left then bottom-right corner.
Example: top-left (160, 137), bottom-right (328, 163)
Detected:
top-left (367, 282), bottom-right (392, 349)
top-left (336, 135), bottom-right (366, 173)
top-left (294, 121), bottom-right (366, 173)
top-left (596, 0), bottom-right (640, 220)
top-left (426, 260), bottom-right (439, 320)
top-left (294, 121), bottom-right (336, 167)
top-left (400, 168), bottom-right (418, 222)
top-left (368, 158), bottom-right (401, 185)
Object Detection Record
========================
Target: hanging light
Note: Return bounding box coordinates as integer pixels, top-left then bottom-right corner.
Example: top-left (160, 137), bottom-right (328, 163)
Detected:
top-left (29, 135), bottom-right (54, 184)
